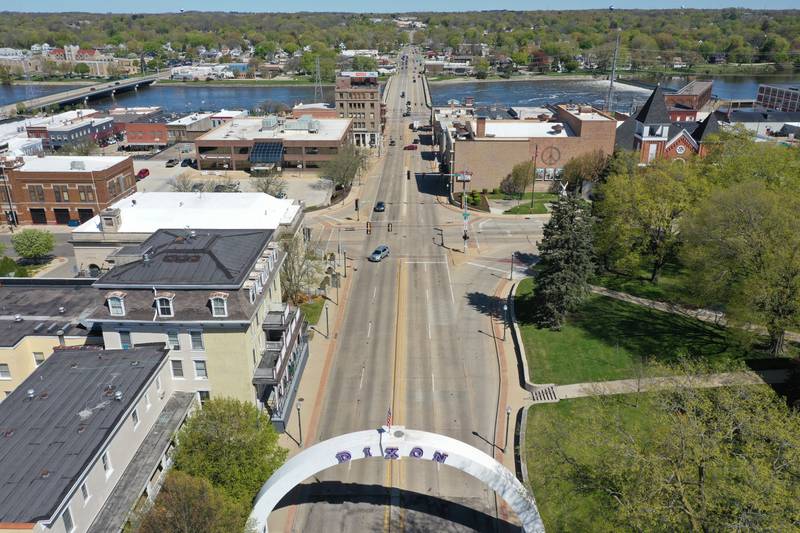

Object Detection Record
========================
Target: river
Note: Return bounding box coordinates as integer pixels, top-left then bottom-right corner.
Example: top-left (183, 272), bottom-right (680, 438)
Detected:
top-left (1, 74), bottom-right (797, 114)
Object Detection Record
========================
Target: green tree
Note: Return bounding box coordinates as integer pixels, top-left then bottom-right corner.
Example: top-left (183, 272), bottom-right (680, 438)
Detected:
top-left (321, 143), bottom-right (368, 190)
top-left (173, 398), bottom-right (287, 505)
top-left (11, 229), bottom-right (54, 263)
top-left (595, 160), bottom-right (709, 282)
top-left (139, 471), bottom-right (252, 533)
top-left (682, 182), bottom-right (800, 355)
top-left (474, 57), bottom-right (490, 79)
top-left (534, 195), bottom-right (596, 329)
top-left (73, 62), bottom-right (90, 76)
top-left (351, 55), bottom-right (378, 71)
top-left (539, 378), bottom-right (800, 531)
top-left (560, 149), bottom-right (609, 193)
top-left (499, 160), bottom-right (533, 196)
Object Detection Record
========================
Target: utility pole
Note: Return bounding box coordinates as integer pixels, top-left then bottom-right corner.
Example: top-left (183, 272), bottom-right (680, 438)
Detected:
top-left (606, 28), bottom-right (622, 112)
top-left (529, 145), bottom-right (539, 210)
top-left (296, 398), bottom-right (304, 447)
top-left (313, 55), bottom-right (323, 102)
top-left (503, 406), bottom-right (512, 453)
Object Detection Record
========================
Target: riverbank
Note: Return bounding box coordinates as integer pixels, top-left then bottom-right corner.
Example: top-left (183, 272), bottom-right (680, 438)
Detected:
top-left (7, 79), bottom-right (95, 86)
top-left (156, 78), bottom-right (325, 87)
top-left (428, 73), bottom-right (600, 85)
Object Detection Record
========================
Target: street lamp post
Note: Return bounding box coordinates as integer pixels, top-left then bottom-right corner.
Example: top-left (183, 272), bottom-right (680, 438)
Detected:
top-left (296, 397), bottom-right (304, 447)
top-left (503, 405), bottom-right (512, 453)
top-left (325, 305), bottom-right (330, 338)
top-left (502, 304), bottom-right (508, 342)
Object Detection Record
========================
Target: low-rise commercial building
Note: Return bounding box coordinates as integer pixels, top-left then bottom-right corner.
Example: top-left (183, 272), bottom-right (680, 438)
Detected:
top-left (70, 191), bottom-right (303, 274)
top-left (24, 109), bottom-right (110, 150)
top-left (335, 71), bottom-right (384, 147)
top-left (0, 155), bottom-right (136, 226)
top-left (0, 344), bottom-right (195, 533)
top-left (756, 83), bottom-right (800, 113)
top-left (434, 103), bottom-right (617, 192)
top-left (291, 103), bottom-right (338, 119)
top-left (89, 228), bottom-right (310, 432)
top-left (194, 115), bottom-right (352, 172)
top-left (166, 113), bottom-right (214, 144)
top-left (0, 278), bottom-right (103, 398)
top-left (664, 80), bottom-right (713, 122)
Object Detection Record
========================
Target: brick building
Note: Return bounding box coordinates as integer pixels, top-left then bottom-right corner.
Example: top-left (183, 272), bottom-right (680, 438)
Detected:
top-left (664, 80), bottom-right (713, 121)
top-left (194, 115), bottom-right (352, 172)
top-left (334, 71), bottom-right (385, 147)
top-left (434, 103), bottom-right (617, 192)
top-left (0, 155), bottom-right (135, 225)
top-left (616, 86), bottom-right (720, 163)
top-left (756, 83), bottom-right (800, 113)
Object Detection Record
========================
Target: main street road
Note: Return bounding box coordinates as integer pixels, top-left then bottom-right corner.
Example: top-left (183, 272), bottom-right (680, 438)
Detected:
top-left (285, 49), bottom-right (543, 532)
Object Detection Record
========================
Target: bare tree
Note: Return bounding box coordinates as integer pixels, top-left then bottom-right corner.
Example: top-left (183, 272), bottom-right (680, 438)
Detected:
top-left (252, 171), bottom-right (287, 197)
top-left (168, 175), bottom-right (195, 192)
top-left (280, 233), bottom-right (323, 305)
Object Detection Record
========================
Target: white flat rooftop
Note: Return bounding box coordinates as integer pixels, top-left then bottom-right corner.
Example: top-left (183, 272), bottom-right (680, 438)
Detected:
top-left (73, 191), bottom-right (300, 234)
top-left (167, 113), bottom-right (213, 126)
top-left (16, 155), bottom-right (129, 173)
top-left (198, 117), bottom-right (351, 142)
top-left (481, 120), bottom-right (571, 138)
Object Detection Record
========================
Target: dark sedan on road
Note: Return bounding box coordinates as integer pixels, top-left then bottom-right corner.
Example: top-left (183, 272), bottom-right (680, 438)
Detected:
top-left (403, 144), bottom-right (418, 151)
top-left (369, 245), bottom-right (390, 262)
top-left (374, 201), bottom-right (386, 212)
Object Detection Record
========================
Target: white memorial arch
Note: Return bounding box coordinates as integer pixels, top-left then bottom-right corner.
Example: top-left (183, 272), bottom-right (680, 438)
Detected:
top-left (249, 426), bottom-right (545, 532)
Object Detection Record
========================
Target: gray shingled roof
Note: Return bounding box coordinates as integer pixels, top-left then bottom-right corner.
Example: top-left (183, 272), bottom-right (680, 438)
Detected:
top-left (635, 85), bottom-right (671, 125)
top-left (0, 344), bottom-right (167, 524)
top-left (94, 229), bottom-right (273, 289)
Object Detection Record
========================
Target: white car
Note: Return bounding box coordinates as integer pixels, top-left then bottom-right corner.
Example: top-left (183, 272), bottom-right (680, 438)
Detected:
top-left (369, 245), bottom-right (390, 262)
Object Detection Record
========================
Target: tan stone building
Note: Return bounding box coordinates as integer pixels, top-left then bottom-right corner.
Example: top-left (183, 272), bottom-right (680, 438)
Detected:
top-left (0, 155), bottom-right (135, 226)
top-left (434, 104), bottom-right (617, 192)
top-left (334, 71), bottom-right (385, 147)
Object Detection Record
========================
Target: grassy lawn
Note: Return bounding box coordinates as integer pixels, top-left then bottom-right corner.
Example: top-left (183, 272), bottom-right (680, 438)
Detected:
top-left (502, 193), bottom-right (559, 215)
top-left (524, 396), bottom-right (662, 531)
top-left (591, 260), bottom-right (696, 307)
top-left (300, 296), bottom-right (325, 325)
top-left (515, 277), bottom-right (765, 384)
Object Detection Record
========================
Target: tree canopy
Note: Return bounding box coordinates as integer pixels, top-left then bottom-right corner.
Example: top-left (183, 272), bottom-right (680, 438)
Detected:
top-left (11, 229), bottom-right (55, 263)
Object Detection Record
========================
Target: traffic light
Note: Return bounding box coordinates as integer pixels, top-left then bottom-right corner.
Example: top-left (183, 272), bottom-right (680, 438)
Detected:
top-left (366, 221), bottom-right (372, 235)
top-left (407, 170), bottom-right (411, 180)
top-left (462, 231), bottom-right (469, 241)
top-left (354, 198), bottom-right (359, 211)
top-left (388, 223), bottom-right (393, 232)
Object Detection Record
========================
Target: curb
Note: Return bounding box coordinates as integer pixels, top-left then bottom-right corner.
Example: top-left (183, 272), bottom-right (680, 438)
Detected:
top-left (508, 281), bottom-right (536, 392)
top-left (516, 403), bottom-right (531, 488)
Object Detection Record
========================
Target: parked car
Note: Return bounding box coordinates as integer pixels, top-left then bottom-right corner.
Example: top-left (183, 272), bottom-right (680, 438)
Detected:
top-left (166, 159), bottom-right (179, 167)
top-left (389, 139), bottom-right (396, 146)
top-left (412, 138), bottom-right (419, 144)
top-left (369, 245), bottom-right (390, 262)
top-left (180, 158), bottom-right (192, 167)
top-left (374, 201), bottom-right (386, 212)
top-left (135, 168), bottom-right (149, 180)
top-left (403, 144), bottom-right (418, 151)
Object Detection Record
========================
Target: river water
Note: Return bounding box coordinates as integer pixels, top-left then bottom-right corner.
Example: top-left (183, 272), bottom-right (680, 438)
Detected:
top-left (1, 74), bottom-right (797, 114)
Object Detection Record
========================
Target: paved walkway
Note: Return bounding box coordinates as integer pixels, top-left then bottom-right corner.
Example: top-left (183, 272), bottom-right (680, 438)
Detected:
top-left (554, 368), bottom-right (791, 400)
top-left (590, 285), bottom-right (800, 342)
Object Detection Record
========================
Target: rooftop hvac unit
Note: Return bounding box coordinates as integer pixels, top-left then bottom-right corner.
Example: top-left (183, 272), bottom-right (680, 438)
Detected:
top-left (261, 116), bottom-right (279, 131)
top-left (70, 160), bottom-right (86, 170)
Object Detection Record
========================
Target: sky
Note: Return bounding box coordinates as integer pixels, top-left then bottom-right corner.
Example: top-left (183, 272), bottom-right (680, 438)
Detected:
top-left (11, 1), bottom-right (800, 13)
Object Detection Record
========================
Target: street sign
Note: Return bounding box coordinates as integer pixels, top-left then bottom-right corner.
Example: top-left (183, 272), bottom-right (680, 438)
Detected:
top-left (462, 212), bottom-right (470, 220)
top-left (455, 172), bottom-right (472, 182)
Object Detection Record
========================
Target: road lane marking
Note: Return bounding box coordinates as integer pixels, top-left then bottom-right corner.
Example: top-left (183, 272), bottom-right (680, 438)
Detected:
top-left (404, 261), bottom-right (445, 264)
top-left (373, 286), bottom-right (377, 301)
top-left (359, 366), bottom-right (365, 390)
top-left (432, 372), bottom-right (435, 392)
top-left (443, 259), bottom-right (456, 305)
top-left (427, 322), bottom-right (431, 339)
top-left (367, 321), bottom-right (372, 339)
top-left (466, 261), bottom-right (509, 275)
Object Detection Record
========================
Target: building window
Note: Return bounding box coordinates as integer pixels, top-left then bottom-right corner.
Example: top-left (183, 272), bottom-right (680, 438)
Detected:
top-left (28, 185), bottom-right (44, 202)
top-left (33, 352), bottom-right (45, 367)
top-left (108, 296), bottom-right (125, 316)
top-left (0, 363), bottom-right (10, 379)
top-left (80, 483), bottom-right (90, 504)
top-left (190, 331), bottom-right (204, 351)
top-left (210, 297), bottom-right (227, 317)
top-left (194, 360), bottom-right (208, 379)
top-left (101, 451), bottom-right (113, 477)
top-left (171, 359), bottom-right (184, 378)
top-left (167, 331), bottom-right (180, 350)
top-left (131, 407), bottom-right (139, 428)
top-left (53, 185), bottom-right (70, 202)
top-left (78, 185), bottom-right (96, 202)
top-left (144, 392), bottom-right (151, 410)
top-left (62, 507), bottom-right (75, 533)
top-left (198, 390), bottom-right (211, 405)
top-left (155, 297), bottom-right (174, 317)
top-left (119, 331), bottom-right (132, 350)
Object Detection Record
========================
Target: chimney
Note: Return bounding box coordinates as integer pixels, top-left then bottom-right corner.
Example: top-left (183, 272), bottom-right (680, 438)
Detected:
top-left (476, 117), bottom-right (486, 138)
